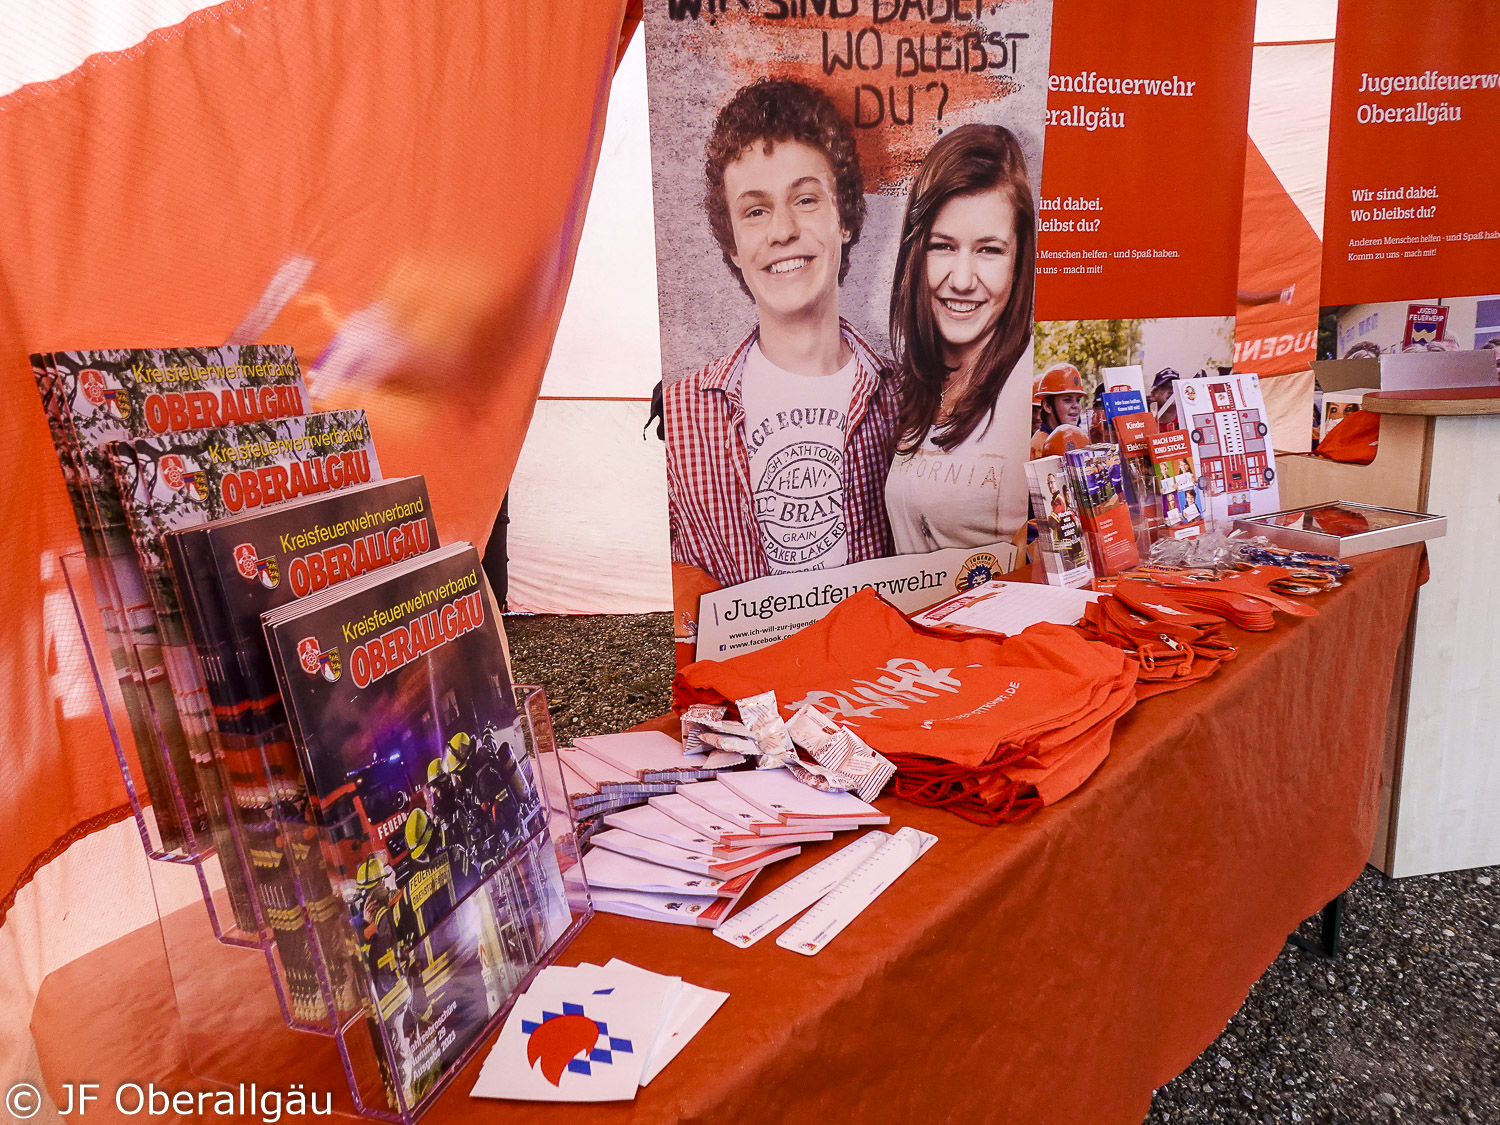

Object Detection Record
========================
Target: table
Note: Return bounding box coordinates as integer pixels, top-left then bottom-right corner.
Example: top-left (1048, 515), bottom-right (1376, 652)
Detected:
top-left (31, 545), bottom-right (1425, 1125)
top-left (1362, 386), bottom-right (1500, 416)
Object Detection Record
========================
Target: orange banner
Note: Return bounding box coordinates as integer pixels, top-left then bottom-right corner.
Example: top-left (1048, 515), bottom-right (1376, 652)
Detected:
top-left (1321, 0), bottom-right (1500, 306)
top-left (1035, 0), bottom-right (1256, 321)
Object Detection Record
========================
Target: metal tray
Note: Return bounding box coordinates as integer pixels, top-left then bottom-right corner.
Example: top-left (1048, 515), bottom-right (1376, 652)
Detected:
top-left (1233, 501), bottom-right (1447, 558)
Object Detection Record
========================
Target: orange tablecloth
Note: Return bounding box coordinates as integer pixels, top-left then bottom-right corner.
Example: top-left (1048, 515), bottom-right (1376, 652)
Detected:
top-left (32, 545), bottom-right (1425, 1125)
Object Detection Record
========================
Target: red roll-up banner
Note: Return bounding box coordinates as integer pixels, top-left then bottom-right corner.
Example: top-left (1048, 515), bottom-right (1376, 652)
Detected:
top-left (1319, 0), bottom-right (1500, 361)
top-left (1031, 0), bottom-right (1257, 441)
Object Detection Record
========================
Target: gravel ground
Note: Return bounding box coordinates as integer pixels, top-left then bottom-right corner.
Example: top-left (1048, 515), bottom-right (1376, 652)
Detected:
top-left (504, 611), bottom-right (1500, 1124)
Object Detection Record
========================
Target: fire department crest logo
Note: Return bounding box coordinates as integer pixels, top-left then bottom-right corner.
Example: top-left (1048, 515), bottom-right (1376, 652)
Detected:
top-left (234, 544), bottom-right (280, 588)
top-left (102, 388), bottom-right (131, 420)
top-left (233, 544), bottom-right (258, 580)
top-left (957, 552), bottom-right (1000, 591)
top-left (297, 637), bottom-right (341, 681)
top-left (160, 454), bottom-right (187, 490)
top-left (80, 369), bottom-right (106, 406)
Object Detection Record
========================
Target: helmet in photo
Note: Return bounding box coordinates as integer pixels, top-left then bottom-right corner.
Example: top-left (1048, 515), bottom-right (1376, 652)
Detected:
top-left (1151, 367), bottom-right (1181, 391)
top-left (1037, 362), bottom-right (1086, 397)
top-left (404, 808), bottom-right (433, 859)
top-left (445, 732), bottom-right (472, 773)
top-left (1043, 424), bottom-right (1091, 458)
top-left (1032, 376), bottom-right (1045, 407)
top-left (356, 854), bottom-right (389, 892)
top-left (427, 758), bottom-right (445, 784)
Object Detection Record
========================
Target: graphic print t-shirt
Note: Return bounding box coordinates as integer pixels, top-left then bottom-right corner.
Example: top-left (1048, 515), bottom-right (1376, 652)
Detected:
top-left (741, 343), bottom-right (856, 573)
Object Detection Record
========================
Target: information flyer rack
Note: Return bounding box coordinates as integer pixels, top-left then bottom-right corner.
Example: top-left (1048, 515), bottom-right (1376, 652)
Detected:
top-left (62, 552), bottom-right (591, 1122)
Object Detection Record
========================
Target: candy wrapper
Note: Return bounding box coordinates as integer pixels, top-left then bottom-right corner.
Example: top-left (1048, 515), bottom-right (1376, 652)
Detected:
top-left (786, 704), bottom-right (895, 802)
top-left (682, 704), bottom-right (759, 761)
top-left (680, 703), bottom-right (728, 756)
top-left (786, 704), bottom-right (841, 755)
top-left (698, 730), bottom-right (758, 756)
top-left (734, 690), bottom-right (795, 770)
top-left (783, 758), bottom-right (858, 793)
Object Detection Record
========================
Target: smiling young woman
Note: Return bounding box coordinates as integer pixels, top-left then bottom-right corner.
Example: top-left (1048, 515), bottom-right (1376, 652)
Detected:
top-left (882, 124), bottom-right (1038, 554)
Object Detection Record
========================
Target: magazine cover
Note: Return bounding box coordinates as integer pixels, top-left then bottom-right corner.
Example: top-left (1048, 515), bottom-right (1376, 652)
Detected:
top-left (169, 476), bottom-right (437, 752)
top-left (167, 477), bottom-right (434, 1025)
top-left (111, 409), bottom-right (377, 646)
top-left (354, 835), bottom-right (571, 1109)
top-left (30, 345), bottom-right (307, 855)
top-left (1024, 456), bottom-right (1094, 589)
top-left (110, 409), bottom-right (380, 1018)
top-left (264, 544), bottom-right (572, 1109)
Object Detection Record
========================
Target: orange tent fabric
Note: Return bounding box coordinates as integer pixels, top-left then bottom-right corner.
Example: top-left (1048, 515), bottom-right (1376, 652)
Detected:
top-left (0, 0), bottom-right (633, 922)
top-left (1234, 138), bottom-right (1322, 375)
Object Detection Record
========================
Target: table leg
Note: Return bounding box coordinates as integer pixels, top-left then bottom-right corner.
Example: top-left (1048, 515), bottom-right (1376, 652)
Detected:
top-left (1287, 893), bottom-right (1346, 959)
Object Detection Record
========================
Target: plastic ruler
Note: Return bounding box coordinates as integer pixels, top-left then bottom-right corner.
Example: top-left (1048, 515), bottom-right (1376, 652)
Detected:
top-left (713, 830), bottom-right (888, 949)
top-left (775, 827), bottom-right (937, 956)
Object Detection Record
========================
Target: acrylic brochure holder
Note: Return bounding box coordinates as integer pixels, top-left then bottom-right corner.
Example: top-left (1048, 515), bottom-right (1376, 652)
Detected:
top-left (63, 551), bottom-right (592, 1122)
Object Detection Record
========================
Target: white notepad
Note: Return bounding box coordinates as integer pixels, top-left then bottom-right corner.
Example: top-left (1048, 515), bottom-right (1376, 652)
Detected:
top-left (575, 730), bottom-right (707, 775)
top-left (590, 829), bottom-right (799, 878)
top-left (675, 779), bottom-right (785, 832)
top-left (719, 768), bottom-right (890, 824)
top-left (583, 847), bottom-right (755, 898)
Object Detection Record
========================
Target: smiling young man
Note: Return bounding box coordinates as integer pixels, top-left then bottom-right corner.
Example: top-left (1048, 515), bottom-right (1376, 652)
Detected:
top-left (664, 79), bottom-right (898, 594)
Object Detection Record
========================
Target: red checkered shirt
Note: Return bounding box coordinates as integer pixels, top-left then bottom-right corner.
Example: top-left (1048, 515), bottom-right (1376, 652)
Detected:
top-left (664, 321), bottom-right (899, 588)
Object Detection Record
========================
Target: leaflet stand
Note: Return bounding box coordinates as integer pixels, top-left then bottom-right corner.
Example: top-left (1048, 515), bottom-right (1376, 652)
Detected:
top-left (61, 552), bottom-right (299, 1022)
top-left (65, 555), bottom-right (591, 1122)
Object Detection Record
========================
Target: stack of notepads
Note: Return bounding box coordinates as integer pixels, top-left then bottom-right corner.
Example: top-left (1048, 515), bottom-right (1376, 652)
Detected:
top-left (555, 730), bottom-right (743, 842)
top-left (582, 766), bottom-right (889, 928)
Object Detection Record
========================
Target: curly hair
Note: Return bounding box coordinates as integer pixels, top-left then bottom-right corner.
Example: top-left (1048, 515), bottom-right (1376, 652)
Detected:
top-left (703, 78), bottom-right (866, 297)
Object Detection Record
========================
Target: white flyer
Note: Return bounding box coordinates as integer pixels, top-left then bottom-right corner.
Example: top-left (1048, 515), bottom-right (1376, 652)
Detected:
top-left (470, 969), bottom-right (667, 1101)
top-left (910, 579), bottom-right (1098, 635)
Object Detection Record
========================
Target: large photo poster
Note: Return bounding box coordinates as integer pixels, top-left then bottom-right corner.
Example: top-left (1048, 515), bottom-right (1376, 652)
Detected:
top-left (643, 0), bottom-right (1054, 660)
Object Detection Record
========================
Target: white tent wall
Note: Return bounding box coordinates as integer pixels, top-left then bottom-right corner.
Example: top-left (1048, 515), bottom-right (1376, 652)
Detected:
top-left (1252, 0), bottom-right (1337, 43)
top-left (1249, 42), bottom-right (1335, 238)
top-left (507, 398), bottom-right (670, 614)
top-left (506, 34), bottom-right (671, 614)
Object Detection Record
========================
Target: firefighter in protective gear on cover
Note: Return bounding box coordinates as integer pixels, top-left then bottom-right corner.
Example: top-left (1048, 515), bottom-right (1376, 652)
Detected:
top-left (444, 732), bottom-right (491, 873)
top-left (356, 852), bottom-right (432, 1030)
top-left (395, 805), bottom-right (453, 919)
top-left (1036, 362), bottom-right (1087, 433)
top-left (473, 725), bottom-right (528, 846)
top-left (424, 755), bottom-right (469, 875)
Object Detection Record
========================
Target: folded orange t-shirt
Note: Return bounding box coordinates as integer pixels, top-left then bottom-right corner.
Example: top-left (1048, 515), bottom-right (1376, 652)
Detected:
top-left (675, 590), bottom-right (1138, 813)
